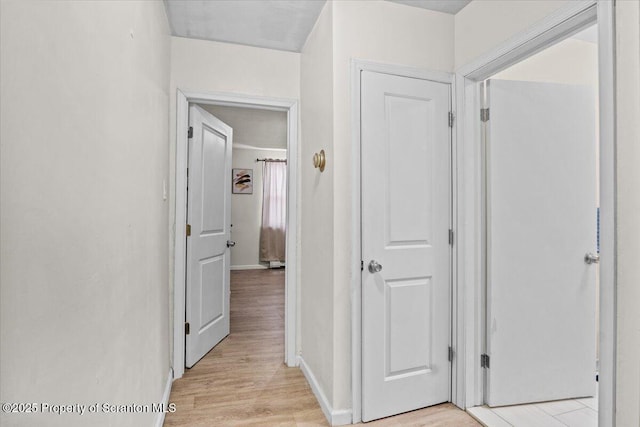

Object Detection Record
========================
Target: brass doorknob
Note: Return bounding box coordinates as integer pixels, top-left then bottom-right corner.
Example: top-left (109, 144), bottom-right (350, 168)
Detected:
top-left (313, 150), bottom-right (326, 172)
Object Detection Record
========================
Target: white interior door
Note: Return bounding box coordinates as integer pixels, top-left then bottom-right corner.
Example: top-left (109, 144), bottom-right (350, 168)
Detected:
top-left (185, 105), bottom-right (233, 368)
top-left (486, 79), bottom-right (597, 406)
top-left (361, 70), bottom-right (452, 422)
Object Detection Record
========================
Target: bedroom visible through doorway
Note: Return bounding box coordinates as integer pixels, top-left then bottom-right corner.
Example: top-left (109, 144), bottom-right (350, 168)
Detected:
top-left (200, 105), bottom-right (288, 272)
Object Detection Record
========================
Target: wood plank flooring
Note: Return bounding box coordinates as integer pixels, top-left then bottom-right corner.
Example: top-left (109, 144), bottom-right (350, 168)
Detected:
top-left (164, 269), bottom-right (480, 426)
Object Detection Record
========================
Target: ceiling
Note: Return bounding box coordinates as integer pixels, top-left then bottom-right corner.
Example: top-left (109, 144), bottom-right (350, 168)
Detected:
top-left (164, 0), bottom-right (471, 53)
top-left (164, 0), bottom-right (326, 52)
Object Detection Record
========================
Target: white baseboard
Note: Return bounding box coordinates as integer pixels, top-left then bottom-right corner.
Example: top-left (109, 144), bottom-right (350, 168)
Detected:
top-left (330, 408), bottom-right (352, 425)
top-left (154, 368), bottom-right (173, 427)
top-left (298, 356), bottom-right (352, 426)
top-left (230, 264), bottom-right (268, 271)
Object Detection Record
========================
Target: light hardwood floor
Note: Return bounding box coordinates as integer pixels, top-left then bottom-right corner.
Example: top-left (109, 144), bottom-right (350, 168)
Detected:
top-left (164, 269), bottom-right (480, 426)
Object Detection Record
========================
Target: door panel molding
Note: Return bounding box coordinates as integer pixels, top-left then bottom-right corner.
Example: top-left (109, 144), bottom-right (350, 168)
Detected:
top-left (173, 91), bottom-right (299, 379)
top-left (351, 60), bottom-right (456, 424)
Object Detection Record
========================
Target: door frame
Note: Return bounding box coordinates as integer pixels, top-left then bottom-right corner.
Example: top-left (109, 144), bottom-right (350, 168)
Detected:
top-left (454, 1), bottom-right (616, 426)
top-left (173, 90), bottom-right (300, 379)
top-left (350, 60), bottom-right (457, 424)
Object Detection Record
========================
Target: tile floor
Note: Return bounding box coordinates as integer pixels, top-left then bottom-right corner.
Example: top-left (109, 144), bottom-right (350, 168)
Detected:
top-left (468, 393), bottom-right (598, 427)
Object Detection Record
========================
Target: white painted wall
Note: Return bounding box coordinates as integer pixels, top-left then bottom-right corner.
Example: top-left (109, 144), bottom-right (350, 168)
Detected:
top-left (300, 0), bottom-right (336, 409)
top-left (0, 1), bottom-right (171, 426)
top-left (614, 1), bottom-right (640, 425)
top-left (199, 105), bottom-right (287, 269)
top-left (169, 37), bottom-right (300, 364)
top-left (201, 105), bottom-right (288, 150)
top-left (454, 0), bottom-right (571, 69)
top-left (492, 37), bottom-right (597, 85)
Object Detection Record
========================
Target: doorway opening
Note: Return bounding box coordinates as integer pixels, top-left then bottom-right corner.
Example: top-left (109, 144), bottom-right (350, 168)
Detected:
top-left (181, 103), bottom-right (289, 369)
top-left (455, 1), bottom-right (615, 426)
top-left (201, 105), bottom-right (288, 272)
top-left (469, 22), bottom-right (600, 427)
top-left (172, 91), bottom-right (299, 380)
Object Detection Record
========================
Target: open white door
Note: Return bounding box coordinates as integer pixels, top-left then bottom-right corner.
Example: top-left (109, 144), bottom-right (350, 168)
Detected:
top-left (185, 105), bottom-right (233, 368)
top-left (361, 70), bottom-right (452, 422)
top-left (485, 79), bottom-right (597, 406)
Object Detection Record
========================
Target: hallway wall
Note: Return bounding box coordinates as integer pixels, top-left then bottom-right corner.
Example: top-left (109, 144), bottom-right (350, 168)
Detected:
top-left (454, 0), bottom-right (571, 68)
top-left (615, 1), bottom-right (640, 424)
top-left (300, 0), bottom-right (337, 413)
top-left (0, 1), bottom-right (171, 426)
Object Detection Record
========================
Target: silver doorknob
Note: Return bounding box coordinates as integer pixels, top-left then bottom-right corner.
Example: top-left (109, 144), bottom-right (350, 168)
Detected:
top-left (585, 252), bottom-right (600, 264)
top-left (368, 260), bottom-right (383, 273)
top-left (227, 240), bottom-right (236, 248)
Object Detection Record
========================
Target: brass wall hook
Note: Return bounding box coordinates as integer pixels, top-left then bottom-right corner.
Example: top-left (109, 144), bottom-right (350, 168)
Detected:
top-left (313, 150), bottom-right (326, 172)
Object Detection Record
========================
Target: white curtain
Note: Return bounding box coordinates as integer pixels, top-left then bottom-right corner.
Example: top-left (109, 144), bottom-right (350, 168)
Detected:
top-left (260, 161), bottom-right (287, 262)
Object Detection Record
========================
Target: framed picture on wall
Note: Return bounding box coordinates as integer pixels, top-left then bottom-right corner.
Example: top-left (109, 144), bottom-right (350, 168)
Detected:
top-left (232, 169), bottom-right (253, 194)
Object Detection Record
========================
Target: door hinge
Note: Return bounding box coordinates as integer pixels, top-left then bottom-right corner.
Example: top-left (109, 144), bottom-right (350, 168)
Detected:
top-left (448, 111), bottom-right (454, 128)
top-left (188, 126), bottom-right (193, 138)
top-left (481, 108), bottom-right (490, 122)
top-left (448, 346), bottom-right (454, 362)
top-left (186, 224), bottom-right (191, 237)
top-left (449, 229), bottom-right (454, 246)
top-left (361, 260), bottom-right (364, 271)
top-left (185, 322), bottom-right (190, 335)
top-left (481, 353), bottom-right (490, 368)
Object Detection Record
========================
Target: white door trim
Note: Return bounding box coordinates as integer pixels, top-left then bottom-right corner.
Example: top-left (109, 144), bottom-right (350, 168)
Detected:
top-left (350, 60), bottom-right (456, 424)
top-left (173, 90), bottom-right (300, 379)
top-left (454, 2), bottom-right (616, 426)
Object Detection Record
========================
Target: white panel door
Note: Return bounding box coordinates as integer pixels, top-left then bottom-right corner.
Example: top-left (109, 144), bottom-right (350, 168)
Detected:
top-left (361, 70), bottom-right (452, 422)
top-left (185, 105), bottom-right (233, 368)
top-left (486, 79), bottom-right (597, 406)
